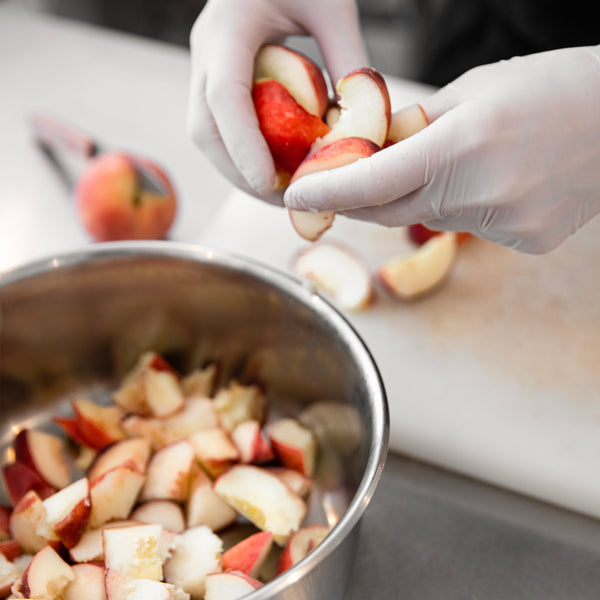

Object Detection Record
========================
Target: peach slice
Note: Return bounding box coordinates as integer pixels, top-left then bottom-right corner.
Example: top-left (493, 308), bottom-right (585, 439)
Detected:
top-left (189, 429), bottom-right (239, 478)
top-left (214, 465), bottom-right (306, 545)
top-left (63, 563), bottom-right (107, 600)
top-left (87, 436), bottom-right (151, 482)
top-left (313, 68), bottom-right (391, 151)
top-left (292, 241), bottom-right (374, 311)
top-left (89, 462), bottom-right (145, 527)
top-left (2, 461), bottom-right (57, 507)
top-left (112, 351), bottom-right (180, 417)
top-left (264, 467), bottom-right (313, 499)
top-left (275, 524), bottom-right (330, 575)
top-left (186, 466), bottom-right (237, 532)
top-left (161, 397), bottom-right (220, 443)
top-left (140, 439), bottom-right (195, 503)
top-left (103, 523), bottom-right (164, 581)
top-left (231, 420), bottom-right (274, 464)
top-left (377, 231), bottom-right (458, 300)
top-left (0, 539), bottom-right (20, 562)
top-left (13, 429), bottom-right (71, 490)
top-left (131, 500), bottom-right (186, 534)
top-left (288, 136), bottom-right (380, 242)
top-left (268, 418), bottom-right (317, 477)
top-left (181, 363), bottom-right (218, 398)
top-left (105, 568), bottom-right (190, 600)
top-left (163, 526), bottom-right (223, 600)
top-left (386, 103), bottom-right (429, 144)
top-left (72, 398), bottom-right (126, 450)
top-left (252, 79), bottom-right (330, 178)
top-left (0, 552), bottom-right (20, 598)
top-left (253, 44), bottom-right (329, 118)
top-left (221, 531), bottom-right (274, 579)
top-left (204, 571), bottom-right (263, 600)
top-left (8, 491), bottom-right (48, 554)
top-left (15, 545), bottom-right (74, 600)
top-left (212, 382), bottom-right (266, 433)
top-left (37, 477), bottom-right (91, 549)
top-left (68, 520), bottom-right (137, 564)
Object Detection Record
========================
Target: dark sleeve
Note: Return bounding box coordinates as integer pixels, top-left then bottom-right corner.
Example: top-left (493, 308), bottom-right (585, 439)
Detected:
top-left (414, 0), bottom-right (599, 86)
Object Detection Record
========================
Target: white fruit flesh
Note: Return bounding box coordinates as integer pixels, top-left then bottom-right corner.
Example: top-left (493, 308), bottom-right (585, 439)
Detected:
top-left (163, 526), bottom-right (223, 600)
top-left (103, 523), bottom-right (163, 581)
top-left (378, 231), bottom-right (458, 299)
top-left (293, 242), bottom-right (373, 311)
top-left (214, 465), bottom-right (306, 545)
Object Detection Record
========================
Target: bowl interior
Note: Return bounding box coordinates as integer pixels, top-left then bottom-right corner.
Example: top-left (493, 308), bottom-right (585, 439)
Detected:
top-left (0, 243), bottom-right (388, 586)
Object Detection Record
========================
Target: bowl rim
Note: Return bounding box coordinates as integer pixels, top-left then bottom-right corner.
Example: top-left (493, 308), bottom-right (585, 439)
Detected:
top-left (0, 240), bottom-right (390, 596)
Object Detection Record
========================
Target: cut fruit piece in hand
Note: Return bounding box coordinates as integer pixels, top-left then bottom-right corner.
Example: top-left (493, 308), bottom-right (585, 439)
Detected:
top-left (386, 103), bottom-right (429, 143)
top-left (377, 231), bottom-right (458, 300)
top-left (14, 545), bottom-right (74, 600)
top-left (312, 68), bottom-right (391, 151)
top-left (275, 524), bottom-right (330, 574)
top-left (163, 525), bottom-right (223, 600)
top-left (221, 531), bottom-right (274, 579)
top-left (204, 571), bottom-right (263, 600)
top-left (268, 418), bottom-right (318, 477)
top-left (103, 523), bottom-right (164, 581)
top-left (252, 79), bottom-right (330, 178)
top-left (13, 429), bottom-right (71, 490)
top-left (214, 465), bottom-right (306, 546)
top-left (292, 241), bottom-right (374, 311)
top-left (253, 44), bottom-right (329, 118)
top-left (288, 137), bottom-right (380, 242)
top-left (37, 477), bottom-right (91, 549)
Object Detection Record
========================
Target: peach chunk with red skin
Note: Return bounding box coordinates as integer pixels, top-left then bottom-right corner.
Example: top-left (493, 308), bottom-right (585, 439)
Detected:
top-left (253, 79), bottom-right (330, 178)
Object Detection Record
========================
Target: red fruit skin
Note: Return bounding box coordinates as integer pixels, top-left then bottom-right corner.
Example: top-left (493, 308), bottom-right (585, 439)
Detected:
top-left (253, 80), bottom-right (330, 175)
top-left (408, 224), bottom-right (473, 246)
top-left (2, 463), bottom-right (57, 506)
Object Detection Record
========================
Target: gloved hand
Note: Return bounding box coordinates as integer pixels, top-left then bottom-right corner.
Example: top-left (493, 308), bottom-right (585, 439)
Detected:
top-left (188, 0), bottom-right (368, 204)
top-left (284, 46), bottom-right (600, 253)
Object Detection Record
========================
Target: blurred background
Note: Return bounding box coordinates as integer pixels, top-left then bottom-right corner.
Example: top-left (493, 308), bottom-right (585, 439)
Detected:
top-left (24, 0), bottom-right (422, 80)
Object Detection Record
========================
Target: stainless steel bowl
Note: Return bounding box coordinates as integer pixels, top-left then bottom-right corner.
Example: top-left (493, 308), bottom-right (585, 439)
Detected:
top-left (0, 241), bottom-right (388, 600)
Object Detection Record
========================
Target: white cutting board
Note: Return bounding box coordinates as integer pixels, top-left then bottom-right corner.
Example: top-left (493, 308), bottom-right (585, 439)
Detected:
top-left (197, 78), bottom-right (600, 519)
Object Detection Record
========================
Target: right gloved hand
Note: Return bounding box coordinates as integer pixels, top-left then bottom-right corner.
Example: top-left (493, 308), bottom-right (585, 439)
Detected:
top-left (187, 0), bottom-right (369, 203)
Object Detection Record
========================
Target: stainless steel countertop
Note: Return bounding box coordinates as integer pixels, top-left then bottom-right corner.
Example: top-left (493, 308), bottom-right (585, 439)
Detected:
top-left (350, 452), bottom-right (600, 598)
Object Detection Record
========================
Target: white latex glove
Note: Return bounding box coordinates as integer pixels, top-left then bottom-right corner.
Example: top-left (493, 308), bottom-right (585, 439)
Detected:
top-left (188, 0), bottom-right (368, 204)
top-left (284, 46), bottom-right (600, 253)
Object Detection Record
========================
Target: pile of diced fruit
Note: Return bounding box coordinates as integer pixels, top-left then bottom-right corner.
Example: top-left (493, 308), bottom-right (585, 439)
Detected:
top-left (0, 352), bottom-right (330, 600)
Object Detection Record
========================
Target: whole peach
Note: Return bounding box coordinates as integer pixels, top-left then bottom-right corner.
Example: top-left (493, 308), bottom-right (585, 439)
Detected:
top-left (75, 152), bottom-right (177, 242)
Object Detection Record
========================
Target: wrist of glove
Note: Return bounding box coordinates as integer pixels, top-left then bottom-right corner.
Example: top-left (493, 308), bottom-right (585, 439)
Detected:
top-left (284, 45), bottom-right (600, 253)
